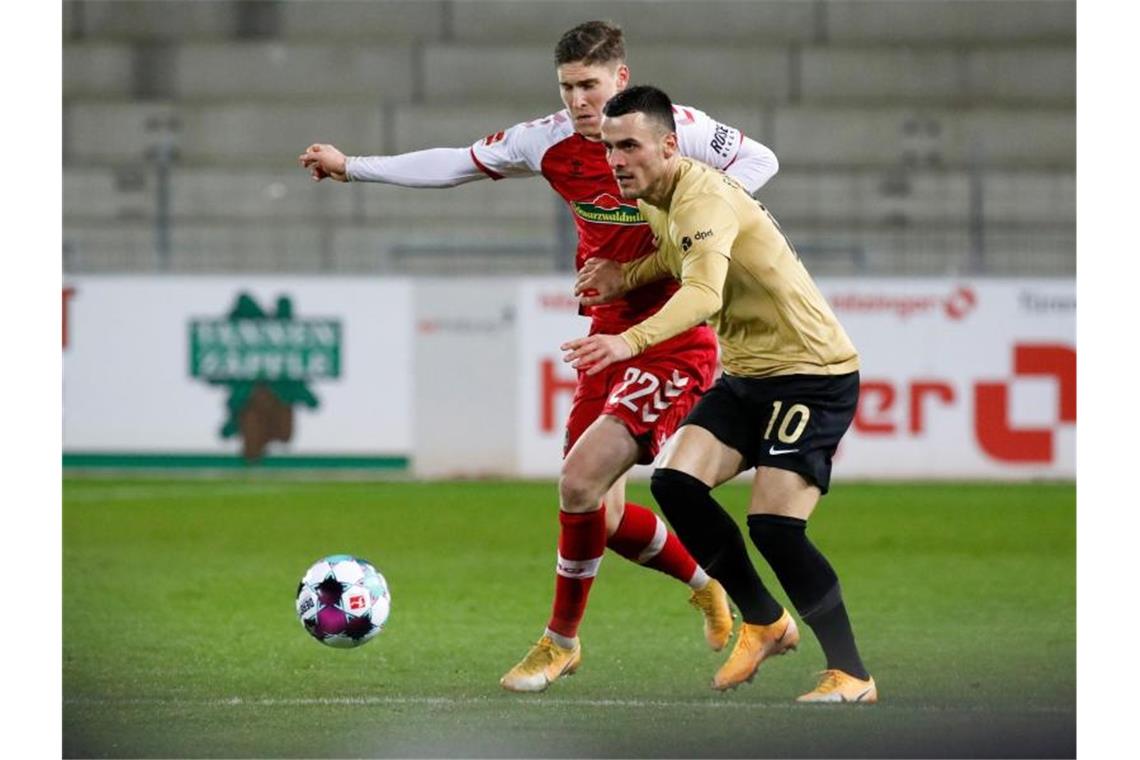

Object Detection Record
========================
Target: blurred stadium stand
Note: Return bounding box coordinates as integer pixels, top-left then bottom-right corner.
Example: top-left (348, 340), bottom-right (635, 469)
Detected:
top-left (62, 0), bottom-right (1075, 276)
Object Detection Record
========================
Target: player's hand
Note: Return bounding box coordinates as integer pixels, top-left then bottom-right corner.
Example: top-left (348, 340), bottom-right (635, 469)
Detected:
top-left (299, 143), bottom-right (349, 182)
top-left (574, 258), bottom-right (625, 307)
top-left (560, 334), bottom-right (633, 376)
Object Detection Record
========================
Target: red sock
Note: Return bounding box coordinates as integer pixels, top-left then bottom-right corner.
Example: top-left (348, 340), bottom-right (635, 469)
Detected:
top-left (548, 509), bottom-right (607, 639)
top-left (607, 502), bottom-right (699, 585)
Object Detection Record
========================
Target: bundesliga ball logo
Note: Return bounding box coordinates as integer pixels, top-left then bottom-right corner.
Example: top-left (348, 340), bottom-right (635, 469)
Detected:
top-left (295, 555), bottom-right (391, 648)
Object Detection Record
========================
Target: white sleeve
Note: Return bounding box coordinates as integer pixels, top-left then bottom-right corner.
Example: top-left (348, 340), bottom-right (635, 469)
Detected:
top-left (674, 105), bottom-right (778, 194)
top-left (345, 148), bottom-right (486, 188)
top-left (469, 111), bottom-right (567, 180)
top-left (724, 136), bottom-right (779, 194)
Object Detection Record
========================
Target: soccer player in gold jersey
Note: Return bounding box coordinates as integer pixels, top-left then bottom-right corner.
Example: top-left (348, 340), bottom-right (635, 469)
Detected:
top-left (566, 85), bottom-right (877, 703)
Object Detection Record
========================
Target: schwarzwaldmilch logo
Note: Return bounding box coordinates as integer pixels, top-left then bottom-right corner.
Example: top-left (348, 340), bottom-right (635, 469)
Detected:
top-left (189, 293), bottom-right (342, 462)
top-left (571, 193), bottom-right (645, 225)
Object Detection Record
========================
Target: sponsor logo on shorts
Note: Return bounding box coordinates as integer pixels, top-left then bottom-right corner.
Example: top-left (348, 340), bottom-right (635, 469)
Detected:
top-left (768, 446), bottom-right (800, 456)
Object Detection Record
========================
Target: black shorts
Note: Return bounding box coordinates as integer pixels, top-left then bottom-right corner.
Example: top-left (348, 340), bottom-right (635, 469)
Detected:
top-left (682, 371), bottom-right (860, 494)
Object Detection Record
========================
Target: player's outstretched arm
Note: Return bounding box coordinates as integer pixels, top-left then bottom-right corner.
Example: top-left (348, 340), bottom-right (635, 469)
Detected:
top-left (299, 143), bottom-right (489, 188)
top-left (303, 113), bottom-right (554, 188)
top-left (345, 148), bottom-right (488, 187)
top-left (299, 143), bottom-right (349, 182)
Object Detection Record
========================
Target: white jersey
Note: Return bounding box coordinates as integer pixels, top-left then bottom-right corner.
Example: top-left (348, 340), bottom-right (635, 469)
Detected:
top-left (468, 104), bottom-right (769, 193)
top-left (345, 105), bottom-right (777, 194)
top-left (344, 104), bottom-right (779, 332)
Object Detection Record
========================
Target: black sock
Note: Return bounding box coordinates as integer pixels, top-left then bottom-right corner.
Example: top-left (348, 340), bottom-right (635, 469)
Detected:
top-left (650, 469), bottom-right (783, 625)
top-left (747, 513), bottom-right (869, 679)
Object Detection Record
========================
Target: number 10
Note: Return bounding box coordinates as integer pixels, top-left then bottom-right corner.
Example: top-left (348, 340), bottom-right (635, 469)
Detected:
top-left (763, 400), bottom-right (811, 443)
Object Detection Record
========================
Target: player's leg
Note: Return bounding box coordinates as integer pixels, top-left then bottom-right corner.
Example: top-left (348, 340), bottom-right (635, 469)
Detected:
top-left (596, 348), bottom-right (734, 649)
top-left (601, 470), bottom-right (733, 651)
top-left (746, 468), bottom-right (874, 702)
top-left (744, 371), bottom-right (875, 702)
top-left (650, 423), bottom-right (799, 690)
top-left (500, 415), bottom-right (638, 692)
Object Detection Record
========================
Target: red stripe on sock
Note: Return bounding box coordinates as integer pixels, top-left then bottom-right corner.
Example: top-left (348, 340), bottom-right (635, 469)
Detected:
top-left (645, 530), bottom-right (698, 584)
top-left (607, 501), bottom-right (660, 557)
top-left (548, 509), bottom-right (606, 639)
top-left (609, 502), bottom-right (698, 584)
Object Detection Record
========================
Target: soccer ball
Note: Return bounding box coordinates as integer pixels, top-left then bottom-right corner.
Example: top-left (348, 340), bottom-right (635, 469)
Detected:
top-left (295, 554), bottom-right (390, 648)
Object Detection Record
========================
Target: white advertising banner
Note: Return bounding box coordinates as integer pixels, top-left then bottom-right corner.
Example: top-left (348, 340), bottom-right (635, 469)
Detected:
top-left (64, 275), bottom-right (1074, 479)
top-left (514, 277), bottom-right (1075, 480)
top-left (63, 276), bottom-right (414, 466)
top-left (515, 276), bottom-right (591, 477)
top-left (823, 278), bottom-right (1075, 478)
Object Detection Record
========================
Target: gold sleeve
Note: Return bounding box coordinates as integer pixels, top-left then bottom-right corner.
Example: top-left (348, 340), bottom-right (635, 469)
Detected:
top-left (621, 249), bottom-right (674, 292)
top-left (618, 196), bottom-right (739, 355)
top-left (619, 249), bottom-right (729, 355)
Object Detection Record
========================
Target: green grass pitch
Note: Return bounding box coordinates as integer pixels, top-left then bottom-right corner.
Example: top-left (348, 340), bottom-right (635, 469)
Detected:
top-left (63, 478), bottom-right (1074, 758)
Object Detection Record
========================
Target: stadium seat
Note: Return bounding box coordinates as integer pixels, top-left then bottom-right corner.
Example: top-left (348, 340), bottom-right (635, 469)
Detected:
top-left (822, 0), bottom-right (1074, 43)
top-left (966, 49), bottom-right (1076, 104)
top-left (762, 170), bottom-right (972, 225)
top-left (449, 1), bottom-right (816, 43)
top-left (330, 224), bottom-right (561, 274)
top-left (63, 43), bottom-right (134, 98)
top-left (65, 0), bottom-right (237, 41)
top-left (767, 106), bottom-right (1074, 169)
top-left (61, 0), bottom-right (1075, 276)
top-left (174, 43), bottom-right (415, 100)
top-left (421, 44), bottom-right (791, 104)
top-left (66, 101), bottom-right (385, 165)
top-left (277, 1), bottom-right (446, 42)
top-left (801, 46), bottom-right (1073, 105)
top-left (801, 48), bottom-right (962, 104)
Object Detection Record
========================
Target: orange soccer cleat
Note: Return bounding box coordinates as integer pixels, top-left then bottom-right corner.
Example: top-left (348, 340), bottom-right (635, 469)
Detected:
top-left (688, 578), bottom-right (735, 651)
top-left (711, 608), bottom-right (799, 690)
top-left (796, 669), bottom-right (878, 703)
top-left (499, 635), bottom-right (582, 693)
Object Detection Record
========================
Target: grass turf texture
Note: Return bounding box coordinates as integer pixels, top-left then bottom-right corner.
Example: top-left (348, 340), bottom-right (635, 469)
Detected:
top-left (63, 479), bottom-right (1075, 758)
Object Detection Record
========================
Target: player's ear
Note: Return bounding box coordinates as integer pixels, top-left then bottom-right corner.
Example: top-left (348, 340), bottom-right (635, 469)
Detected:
top-left (662, 131), bottom-right (679, 158)
top-left (614, 63), bottom-right (630, 90)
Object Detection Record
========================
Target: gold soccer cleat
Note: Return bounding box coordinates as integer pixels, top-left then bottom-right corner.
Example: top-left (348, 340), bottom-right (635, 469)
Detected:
top-left (499, 635), bottom-right (582, 693)
top-left (796, 669), bottom-right (878, 704)
top-left (711, 608), bottom-right (799, 691)
top-left (688, 578), bottom-right (735, 651)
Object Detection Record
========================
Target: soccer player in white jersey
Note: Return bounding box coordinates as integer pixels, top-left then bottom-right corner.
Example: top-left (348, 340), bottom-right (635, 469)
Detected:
top-left (299, 20), bottom-right (780, 693)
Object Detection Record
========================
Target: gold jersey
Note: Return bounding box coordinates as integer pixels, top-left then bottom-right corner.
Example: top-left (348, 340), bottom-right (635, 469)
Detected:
top-left (619, 158), bottom-right (859, 378)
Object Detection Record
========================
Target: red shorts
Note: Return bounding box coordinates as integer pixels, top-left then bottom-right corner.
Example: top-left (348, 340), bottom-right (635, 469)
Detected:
top-left (564, 325), bottom-right (719, 464)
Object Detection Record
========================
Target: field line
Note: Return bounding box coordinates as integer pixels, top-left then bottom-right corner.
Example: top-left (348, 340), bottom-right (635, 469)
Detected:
top-left (64, 695), bottom-right (1072, 715)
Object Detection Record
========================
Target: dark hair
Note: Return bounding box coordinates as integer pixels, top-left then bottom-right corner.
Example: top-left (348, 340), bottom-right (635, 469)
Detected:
top-left (555, 20), bottom-right (625, 66)
top-left (602, 85), bottom-right (677, 134)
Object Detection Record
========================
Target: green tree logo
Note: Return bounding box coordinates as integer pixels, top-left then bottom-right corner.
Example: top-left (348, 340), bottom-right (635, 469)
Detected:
top-left (189, 293), bottom-right (342, 462)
